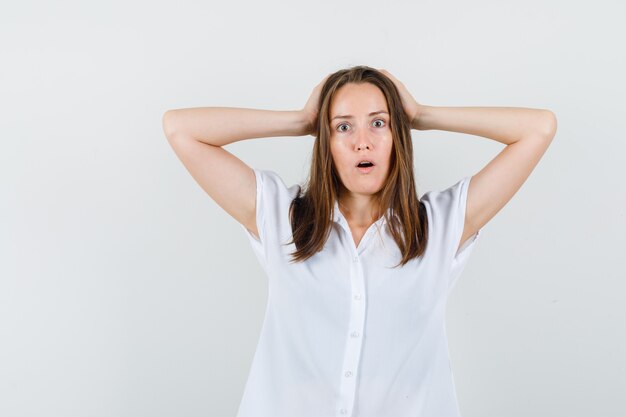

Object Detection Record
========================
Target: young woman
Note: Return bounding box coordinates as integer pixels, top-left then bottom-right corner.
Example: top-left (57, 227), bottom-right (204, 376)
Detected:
top-left (162, 65), bottom-right (557, 417)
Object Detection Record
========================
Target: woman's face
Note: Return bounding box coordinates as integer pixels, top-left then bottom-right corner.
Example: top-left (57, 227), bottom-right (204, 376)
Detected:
top-left (329, 82), bottom-right (393, 199)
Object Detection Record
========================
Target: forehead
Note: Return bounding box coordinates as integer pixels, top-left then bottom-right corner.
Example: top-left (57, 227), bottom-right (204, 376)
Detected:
top-left (330, 83), bottom-right (388, 116)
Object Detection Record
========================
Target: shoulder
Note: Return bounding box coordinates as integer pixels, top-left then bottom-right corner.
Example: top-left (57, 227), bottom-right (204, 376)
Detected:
top-left (252, 168), bottom-right (302, 219)
top-left (420, 177), bottom-right (469, 217)
top-left (253, 168), bottom-right (299, 197)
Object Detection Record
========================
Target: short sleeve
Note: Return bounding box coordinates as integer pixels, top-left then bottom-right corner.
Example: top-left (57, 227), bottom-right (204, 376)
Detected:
top-left (239, 168), bottom-right (298, 270)
top-left (240, 168), bottom-right (266, 265)
top-left (420, 175), bottom-right (483, 291)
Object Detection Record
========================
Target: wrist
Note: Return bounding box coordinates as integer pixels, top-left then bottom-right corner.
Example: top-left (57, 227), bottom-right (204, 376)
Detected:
top-left (411, 104), bottom-right (429, 131)
top-left (297, 109), bottom-right (317, 136)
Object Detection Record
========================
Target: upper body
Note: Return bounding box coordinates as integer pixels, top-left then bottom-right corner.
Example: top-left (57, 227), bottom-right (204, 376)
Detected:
top-left (162, 66), bottom-right (556, 416)
top-left (235, 167), bottom-right (481, 417)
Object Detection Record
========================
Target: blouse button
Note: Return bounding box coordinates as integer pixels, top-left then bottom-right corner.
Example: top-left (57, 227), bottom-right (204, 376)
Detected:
top-left (340, 409), bottom-right (347, 415)
top-left (345, 371), bottom-right (352, 377)
top-left (353, 293), bottom-right (361, 300)
top-left (351, 331), bottom-right (360, 338)
top-left (353, 256), bottom-right (358, 262)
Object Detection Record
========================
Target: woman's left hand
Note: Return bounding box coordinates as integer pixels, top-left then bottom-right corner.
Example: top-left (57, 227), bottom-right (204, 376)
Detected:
top-left (379, 69), bottom-right (424, 128)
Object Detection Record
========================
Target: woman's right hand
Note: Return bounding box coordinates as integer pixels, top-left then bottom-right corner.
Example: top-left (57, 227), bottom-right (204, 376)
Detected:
top-left (301, 74), bottom-right (331, 137)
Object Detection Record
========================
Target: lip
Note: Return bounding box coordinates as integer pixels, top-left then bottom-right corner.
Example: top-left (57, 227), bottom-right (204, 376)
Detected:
top-left (356, 165), bottom-right (375, 174)
top-left (355, 160), bottom-right (375, 167)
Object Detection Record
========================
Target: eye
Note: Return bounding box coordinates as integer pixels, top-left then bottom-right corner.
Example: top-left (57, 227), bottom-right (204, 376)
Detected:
top-left (337, 123), bottom-right (349, 132)
top-left (373, 119), bottom-right (386, 128)
top-left (336, 119), bottom-right (387, 132)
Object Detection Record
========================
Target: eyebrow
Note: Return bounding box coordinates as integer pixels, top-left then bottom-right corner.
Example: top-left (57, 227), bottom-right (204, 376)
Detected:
top-left (331, 110), bottom-right (389, 121)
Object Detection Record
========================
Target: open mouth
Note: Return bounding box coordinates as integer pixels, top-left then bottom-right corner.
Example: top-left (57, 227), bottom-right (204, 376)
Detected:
top-left (356, 161), bottom-right (375, 173)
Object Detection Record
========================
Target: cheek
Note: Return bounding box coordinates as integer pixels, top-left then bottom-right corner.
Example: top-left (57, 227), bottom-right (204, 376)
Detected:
top-left (330, 142), bottom-right (349, 163)
top-left (384, 138), bottom-right (394, 160)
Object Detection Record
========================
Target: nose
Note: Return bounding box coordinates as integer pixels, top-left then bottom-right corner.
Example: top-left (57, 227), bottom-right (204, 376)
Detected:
top-left (355, 129), bottom-right (373, 150)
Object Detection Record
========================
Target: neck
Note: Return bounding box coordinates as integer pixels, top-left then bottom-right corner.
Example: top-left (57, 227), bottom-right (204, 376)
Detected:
top-left (338, 195), bottom-right (382, 228)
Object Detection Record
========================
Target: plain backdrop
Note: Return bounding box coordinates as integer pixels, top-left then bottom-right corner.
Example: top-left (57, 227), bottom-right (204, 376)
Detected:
top-left (2, 0), bottom-right (625, 416)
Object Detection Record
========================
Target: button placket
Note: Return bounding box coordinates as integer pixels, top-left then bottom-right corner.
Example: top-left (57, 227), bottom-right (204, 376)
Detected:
top-left (335, 247), bottom-right (366, 417)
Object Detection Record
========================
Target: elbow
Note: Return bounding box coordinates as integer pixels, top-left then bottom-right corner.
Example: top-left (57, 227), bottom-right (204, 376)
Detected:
top-left (540, 109), bottom-right (558, 140)
top-left (162, 110), bottom-right (178, 140)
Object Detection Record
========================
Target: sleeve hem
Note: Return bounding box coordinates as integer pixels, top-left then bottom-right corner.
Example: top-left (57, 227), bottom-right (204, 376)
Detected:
top-left (448, 175), bottom-right (483, 291)
top-left (240, 168), bottom-right (268, 268)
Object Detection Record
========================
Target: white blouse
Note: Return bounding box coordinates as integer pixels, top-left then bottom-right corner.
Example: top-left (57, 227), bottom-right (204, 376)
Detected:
top-left (237, 168), bottom-right (483, 417)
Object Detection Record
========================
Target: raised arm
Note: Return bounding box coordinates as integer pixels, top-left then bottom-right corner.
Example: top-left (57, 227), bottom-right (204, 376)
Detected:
top-left (414, 105), bottom-right (557, 253)
top-left (161, 108), bottom-right (309, 240)
top-left (379, 69), bottom-right (558, 253)
top-left (161, 75), bottom-right (328, 240)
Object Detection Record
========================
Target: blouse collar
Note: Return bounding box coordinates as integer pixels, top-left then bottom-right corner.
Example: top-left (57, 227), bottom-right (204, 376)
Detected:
top-left (332, 199), bottom-right (390, 228)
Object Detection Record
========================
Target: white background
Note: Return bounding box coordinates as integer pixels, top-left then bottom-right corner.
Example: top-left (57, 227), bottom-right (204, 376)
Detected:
top-left (2, 0), bottom-right (625, 416)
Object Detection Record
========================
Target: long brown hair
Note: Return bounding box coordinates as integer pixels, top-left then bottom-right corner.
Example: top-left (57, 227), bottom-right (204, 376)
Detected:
top-left (286, 65), bottom-right (428, 268)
